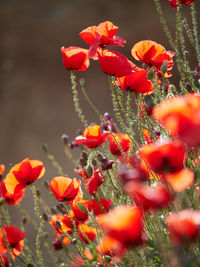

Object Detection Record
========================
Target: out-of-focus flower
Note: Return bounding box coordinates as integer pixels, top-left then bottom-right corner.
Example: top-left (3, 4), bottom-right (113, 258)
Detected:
top-left (0, 253), bottom-right (9, 267)
top-left (0, 165), bottom-right (5, 177)
top-left (49, 176), bottom-right (82, 203)
top-left (108, 133), bottom-right (131, 156)
top-left (126, 182), bottom-right (172, 211)
top-left (85, 169), bottom-right (105, 195)
top-left (165, 168), bottom-right (194, 192)
top-left (4, 158), bottom-right (45, 194)
top-left (116, 69), bottom-right (154, 95)
top-left (53, 237), bottom-right (63, 251)
top-left (167, 210), bottom-right (200, 245)
top-left (169, 0), bottom-right (194, 9)
top-left (0, 180), bottom-right (24, 205)
top-left (97, 205), bottom-right (145, 246)
top-left (75, 125), bottom-right (109, 149)
top-left (139, 140), bottom-right (186, 174)
top-left (97, 49), bottom-right (138, 77)
top-left (92, 198), bottom-right (112, 215)
top-left (49, 213), bottom-right (78, 235)
top-left (61, 46), bottom-right (90, 71)
top-left (153, 94), bottom-right (200, 147)
top-left (80, 21), bottom-right (126, 58)
top-left (131, 40), bottom-right (174, 77)
top-left (0, 225), bottom-right (27, 258)
top-left (78, 224), bottom-right (96, 243)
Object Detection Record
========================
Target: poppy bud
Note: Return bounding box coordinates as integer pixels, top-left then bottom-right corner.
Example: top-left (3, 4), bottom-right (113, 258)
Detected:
top-left (103, 112), bottom-right (112, 121)
top-left (81, 151), bottom-right (88, 161)
top-left (79, 158), bottom-right (87, 168)
top-left (42, 144), bottom-right (48, 153)
top-left (42, 213), bottom-right (48, 221)
top-left (61, 134), bottom-right (69, 145)
top-left (161, 61), bottom-right (168, 75)
top-left (51, 207), bottom-right (58, 215)
top-left (68, 141), bottom-right (79, 149)
top-left (77, 202), bottom-right (88, 213)
top-left (22, 217), bottom-right (28, 224)
top-left (55, 221), bottom-right (61, 229)
top-left (185, 83), bottom-right (192, 92)
top-left (97, 154), bottom-right (104, 163)
top-left (27, 264), bottom-right (34, 267)
top-left (184, 50), bottom-right (189, 60)
top-left (53, 237), bottom-right (63, 251)
top-left (43, 232), bottom-right (49, 239)
top-left (92, 159), bottom-right (97, 167)
top-left (79, 78), bottom-right (85, 86)
top-left (86, 165), bottom-right (93, 177)
top-left (56, 203), bottom-right (66, 214)
top-left (147, 69), bottom-right (154, 80)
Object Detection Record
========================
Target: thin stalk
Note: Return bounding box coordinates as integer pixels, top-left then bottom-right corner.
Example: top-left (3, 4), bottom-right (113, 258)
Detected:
top-left (31, 184), bottom-right (44, 267)
top-left (42, 144), bottom-right (63, 175)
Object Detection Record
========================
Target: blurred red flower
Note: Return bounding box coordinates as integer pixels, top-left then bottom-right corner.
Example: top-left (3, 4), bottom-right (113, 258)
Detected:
top-left (0, 180), bottom-right (24, 205)
top-left (0, 253), bottom-right (9, 267)
top-left (167, 210), bottom-right (200, 245)
top-left (78, 224), bottom-right (96, 243)
top-left (75, 125), bottom-right (109, 148)
top-left (85, 169), bottom-right (105, 195)
top-left (49, 176), bottom-right (82, 203)
top-left (97, 49), bottom-right (138, 77)
top-left (61, 46), bottom-right (90, 71)
top-left (92, 198), bottom-right (112, 215)
top-left (116, 68), bottom-right (154, 95)
top-left (80, 21), bottom-right (126, 58)
top-left (169, 0), bottom-right (194, 8)
top-left (139, 140), bottom-right (186, 174)
top-left (4, 158), bottom-right (45, 194)
top-left (0, 225), bottom-right (27, 258)
top-left (153, 94), bottom-right (200, 147)
top-left (97, 205), bottom-right (144, 246)
top-left (72, 199), bottom-right (92, 221)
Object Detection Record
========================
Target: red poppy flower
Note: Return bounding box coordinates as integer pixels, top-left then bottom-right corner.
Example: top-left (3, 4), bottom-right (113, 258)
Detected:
top-left (61, 46), bottom-right (90, 71)
top-left (97, 49), bottom-right (138, 77)
top-left (131, 40), bottom-right (174, 77)
top-left (153, 94), bottom-right (200, 147)
top-left (116, 68), bottom-right (154, 95)
top-left (85, 169), bottom-right (105, 195)
top-left (0, 253), bottom-right (9, 267)
top-left (72, 199), bottom-right (92, 221)
top-left (49, 176), bottom-right (82, 203)
top-left (0, 180), bottom-right (24, 205)
top-left (0, 225), bottom-right (27, 258)
top-left (80, 21), bottom-right (126, 58)
top-left (92, 198), bottom-right (112, 216)
top-left (97, 205), bottom-right (144, 246)
top-left (75, 125), bottom-right (109, 148)
top-left (78, 224), bottom-right (96, 243)
top-left (4, 158), bottom-right (45, 194)
top-left (169, 0), bottom-right (194, 9)
top-left (139, 140), bottom-right (186, 174)
top-left (49, 213), bottom-right (78, 235)
top-left (0, 165), bottom-right (5, 176)
top-left (108, 133), bottom-right (131, 156)
top-left (126, 182), bottom-right (172, 211)
top-left (97, 235), bottom-right (126, 259)
top-left (165, 168), bottom-right (194, 192)
top-left (167, 210), bottom-right (200, 245)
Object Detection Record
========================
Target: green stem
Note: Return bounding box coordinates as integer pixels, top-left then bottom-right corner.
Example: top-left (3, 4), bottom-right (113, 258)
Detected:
top-left (31, 184), bottom-right (44, 267)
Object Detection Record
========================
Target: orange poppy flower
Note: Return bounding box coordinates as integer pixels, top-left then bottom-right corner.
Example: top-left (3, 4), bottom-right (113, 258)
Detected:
top-left (0, 225), bottom-right (27, 258)
top-left (97, 205), bottom-right (144, 246)
top-left (165, 168), bottom-right (194, 192)
top-left (126, 182), bottom-right (172, 211)
top-left (97, 235), bottom-right (126, 260)
top-left (61, 46), bottom-right (90, 71)
top-left (75, 124), bottom-right (109, 148)
top-left (153, 94), bottom-right (200, 147)
top-left (49, 176), bottom-right (82, 203)
top-left (108, 133), bottom-right (131, 156)
top-left (0, 165), bottom-right (5, 176)
top-left (78, 224), bottom-right (96, 243)
top-left (97, 49), bottom-right (138, 77)
top-left (0, 253), bottom-right (9, 267)
top-left (139, 140), bottom-right (186, 174)
top-left (116, 68), bottom-right (154, 95)
top-left (85, 169), bottom-right (105, 195)
top-left (0, 180), bottom-right (24, 205)
top-left (92, 198), bottom-right (112, 216)
top-left (169, 0), bottom-right (194, 8)
top-left (167, 210), bottom-right (200, 245)
top-left (72, 199), bottom-right (92, 221)
top-left (80, 21), bottom-right (126, 58)
top-left (131, 40), bottom-right (174, 76)
top-left (4, 158), bottom-right (45, 194)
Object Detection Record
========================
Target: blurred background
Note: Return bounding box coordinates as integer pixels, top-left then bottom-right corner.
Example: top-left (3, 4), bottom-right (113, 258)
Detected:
top-left (0, 0), bottom-right (200, 264)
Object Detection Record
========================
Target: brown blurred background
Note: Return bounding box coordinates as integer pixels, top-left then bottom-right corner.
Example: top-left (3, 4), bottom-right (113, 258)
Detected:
top-left (0, 0), bottom-right (199, 264)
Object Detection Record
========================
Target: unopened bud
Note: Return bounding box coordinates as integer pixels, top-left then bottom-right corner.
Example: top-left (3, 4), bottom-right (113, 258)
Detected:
top-left (79, 78), bottom-right (85, 86)
top-left (22, 217), bottom-right (28, 224)
top-left (57, 203), bottom-right (66, 214)
top-left (92, 159), bottom-right (97, 167)
top-left (42, 144), bottom-right (48, 153)
top-left (61, 134), bottom-right (69, 145)
top-left (43, 232), bottom-right (49, 239)
top-left (79, 158), bottom-right (87, 168)
top-left (55, 221), bottom-right (61, 229)
top-left (81, 151), bottom-right (88, 161)
top-left (184, 50), bottom-right (189, 60)
top-left (42, 213), bottom-right (48, 221)
top-left (161, 61), bottom-right (168, 75)
top-left (50, 207), bottom-right (57, 215)
top-left (86, 164), bottom-right (93, 177)
top-left (97, 154), bottom-right (104, 163)
top-left (185, 83), bottom-right (192, 92)
top-left (77, 202), bottom-right (88, 213)
top-left (147, 69), bottom-right (154, 80)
